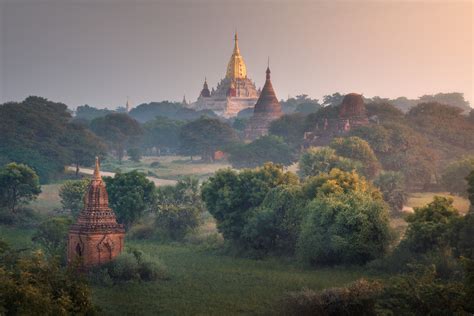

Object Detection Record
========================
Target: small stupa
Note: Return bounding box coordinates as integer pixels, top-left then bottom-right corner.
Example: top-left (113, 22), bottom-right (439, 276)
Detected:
top-left (67, 157), bottom-right (125, 267)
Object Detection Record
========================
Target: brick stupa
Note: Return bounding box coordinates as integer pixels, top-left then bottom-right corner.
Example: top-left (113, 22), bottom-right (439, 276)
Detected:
top-left (245, 65), bottom-right (283, 140)
top-left (67, 157), bottom-right (125, 267)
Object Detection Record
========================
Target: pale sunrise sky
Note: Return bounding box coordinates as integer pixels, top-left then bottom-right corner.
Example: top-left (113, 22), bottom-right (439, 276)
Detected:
top-left (0, 0), bottom-right (472, 109)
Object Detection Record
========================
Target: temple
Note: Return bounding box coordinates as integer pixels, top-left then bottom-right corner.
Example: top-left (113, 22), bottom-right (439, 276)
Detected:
top-left (189, 33), bottom-right (260, 118)
top-left (304, 93), bottom-right (369, 146)
top-left (67, 157), bottom-right (125, 267)
top-left (245, 66), bottom-right (283, 140)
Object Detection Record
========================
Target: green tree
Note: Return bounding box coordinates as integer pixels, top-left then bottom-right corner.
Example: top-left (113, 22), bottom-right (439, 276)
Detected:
top-left (330, 136), bottom-right (381, 179)
top-left (468, 171), bottom-right (474, 212)
top-left (179, 117), bottom-right (238, 162)
top-left (298, 147), bottom-right (362, 178)
top-left (374, 171), bottom-right (407, 212)
top-left (227, 136), bottom-right (295, 169)
top-left (441, 157), bottom-right (474, 197)
top-left (297, 190), bottom-right (391, 265)
top-left (90, 113), bottom-right (142, 162)
top-left (59, 179), bottom-right (90, 217)
top-left (202, 163), bottom-right (298, 242)
top-left (142, 116), bottom-right (184, 154)
top-left (268, 113), bottom-right (306, 146)
top-left (0, 242), bottom-right (96, 314)
top-left (32, 217), bottom-right (73, 260)
top-left (104, 171), bottom-right (155, 229)
top-left (402, 196), bottom-right (460, 253)
top-left (0, 163), bottom-right (41, 213)
top-left (127, 147), bottom-right (142, 162)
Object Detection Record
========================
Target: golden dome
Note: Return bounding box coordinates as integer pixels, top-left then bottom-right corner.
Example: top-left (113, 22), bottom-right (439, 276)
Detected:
top-left (226, 32), bottom-right (247, 80)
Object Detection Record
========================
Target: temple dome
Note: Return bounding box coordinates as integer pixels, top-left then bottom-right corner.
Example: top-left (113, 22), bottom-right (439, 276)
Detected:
top-left (225, 33), bottom-right (247, 80)
top-left (253, 66), bottom-right (282, 115)
top-left (339, 93), bottom-right (366, 118)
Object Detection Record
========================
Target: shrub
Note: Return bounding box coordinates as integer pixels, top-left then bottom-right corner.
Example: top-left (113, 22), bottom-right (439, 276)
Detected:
top-left (441, 157), bottom-right (474, 197)
top-left (155, 205), bottom-right (201, 240)
top-left (91, 250), bottom-right (167, 284)
top-left (298, 147), bottom-right (362, 178)
top-left (59, 179), bottom-right (90, 217)
top-left (402, 196), bottom-right (460, 253)
top-left (279, 279), bottom-right (383, 316)
top-left (32, 217), bottom-right (72, 261)
top-left (373, 171), bottom-right (407, 212)
top-left (297, 191), bottom-right (391, 265)
top-left (0, 207), bottom-right (40, 226)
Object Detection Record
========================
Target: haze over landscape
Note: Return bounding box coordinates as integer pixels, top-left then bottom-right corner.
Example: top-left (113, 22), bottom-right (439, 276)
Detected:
top-left (0, 0), bottom-right (472, 108)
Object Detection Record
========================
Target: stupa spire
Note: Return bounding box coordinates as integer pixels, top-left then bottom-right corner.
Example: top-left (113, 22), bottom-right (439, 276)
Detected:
top-left (226, 32), bottom-right (247, 79)
top-left (93, 156), bottom-right (101, 180)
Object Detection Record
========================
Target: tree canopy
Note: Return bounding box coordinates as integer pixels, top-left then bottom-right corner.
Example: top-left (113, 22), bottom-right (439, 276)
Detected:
top-left (0, 163), bottom-right (41, 213)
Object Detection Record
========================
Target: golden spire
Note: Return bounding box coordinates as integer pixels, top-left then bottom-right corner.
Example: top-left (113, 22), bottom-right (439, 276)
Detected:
top-left (93, 156), bottom-right (101, 180)
top-left (226, 31), bottom-right (247, 80)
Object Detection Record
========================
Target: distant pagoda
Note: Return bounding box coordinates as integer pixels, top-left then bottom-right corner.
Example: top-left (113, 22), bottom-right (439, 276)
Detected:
top-left (245, 65), bottom-right (283, 140)
top-left (67, 157), bottom-right (125, 267)
top-left (190, 33), bottom-right (260, 118)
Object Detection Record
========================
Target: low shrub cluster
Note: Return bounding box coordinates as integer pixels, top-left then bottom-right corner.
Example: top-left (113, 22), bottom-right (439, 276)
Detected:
top-left (90, 249), bottom-right (167, 285)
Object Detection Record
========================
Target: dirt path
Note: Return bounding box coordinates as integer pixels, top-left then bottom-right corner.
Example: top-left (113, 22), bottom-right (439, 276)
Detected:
top-left (67, 166), bottom-right (177, 187)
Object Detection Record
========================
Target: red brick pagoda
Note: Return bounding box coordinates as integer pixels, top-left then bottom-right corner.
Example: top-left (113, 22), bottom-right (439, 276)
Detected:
top-left (67, 157), bottom-right (125, 267)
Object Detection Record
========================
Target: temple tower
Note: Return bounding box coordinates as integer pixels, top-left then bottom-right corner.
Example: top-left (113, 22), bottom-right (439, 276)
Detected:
top-left (245, 65), bottom-right (283, 140)
top-left (67, 157), bottom-right (125, 267)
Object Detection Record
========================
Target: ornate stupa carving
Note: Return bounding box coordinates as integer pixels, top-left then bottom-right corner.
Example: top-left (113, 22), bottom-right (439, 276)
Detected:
top-left (245, 65), bottom-right (283, 140)
top-left (189, 33), bottom-right (260, 118)
top-left (67, 157), bottom-right (125, 267)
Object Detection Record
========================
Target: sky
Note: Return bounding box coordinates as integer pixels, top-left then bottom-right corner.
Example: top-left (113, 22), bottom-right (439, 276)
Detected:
top-left (0, 0), bottom-right (472, 109)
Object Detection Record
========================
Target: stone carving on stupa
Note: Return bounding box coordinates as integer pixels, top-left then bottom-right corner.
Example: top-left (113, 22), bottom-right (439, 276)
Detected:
top-left (67, 157), bottom-right (125, 267)
top-left (189, 33), bottom-right (260, 118)
top-left (245, 65), bottom-right (283, 140)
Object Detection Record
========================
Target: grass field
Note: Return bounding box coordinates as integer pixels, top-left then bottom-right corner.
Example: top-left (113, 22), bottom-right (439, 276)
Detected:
top-left (406, 192), bottom-right (470, 214)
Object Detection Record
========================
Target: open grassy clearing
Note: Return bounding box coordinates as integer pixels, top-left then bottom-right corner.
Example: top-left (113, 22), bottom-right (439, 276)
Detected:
top-left (28, 183), bottom-right (62, 214)
top-left (100, 156), bottom-right (231, 182)
top-left (406, 192), bottom-right (470, 214)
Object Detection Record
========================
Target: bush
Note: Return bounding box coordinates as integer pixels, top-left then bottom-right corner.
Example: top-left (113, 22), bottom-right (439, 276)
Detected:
top-left (441, 157), bottom-right (474, 197)
top-left (373, 171), bottom-right (407, 212)
top-left (129, 222), bottom-right (156, 240)
top-left (298, 147), bottom-right (362, 178)
top-left (91, 250), bottom-right (167, 284)
top-left (32, 217), bottom-right (72, 261)
top-left (0, 207), bottom-right (40, 226)
top-left (297, 191), bottom-right (391, 265)
top-left (279, 279), bottom-right (383, 316)
top-left (155, 205), bottom-right (201, 241)
top-left (59, 179), bottom-right (89, 217)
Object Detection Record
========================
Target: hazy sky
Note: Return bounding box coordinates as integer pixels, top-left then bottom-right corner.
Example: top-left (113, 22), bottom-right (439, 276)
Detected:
top-left (0, 0), bottom-right (472, 109)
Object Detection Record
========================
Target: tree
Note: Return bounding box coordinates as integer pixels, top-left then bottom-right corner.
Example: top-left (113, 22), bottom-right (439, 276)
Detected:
top-left (330, 136), bottom-right (381, 179)
top-left (127, 147), bottom-right (142, 162)
top-left (59, 179), bottom-right (90, 217)
top-left (227, 136), bottom-right (295, 169)
top-left (64, 122), bottom-right (106, 176)
top-left (468, 171), bottom-right (474, 212)
top-left (441, 157), bottom-right (474, 197)
top-left (179, 117), bottom-right (238, 162)
top-left (104, 171), bottom-right (155, 229)
top-left (298, 147), bottom-right (362, 178)
top-left (0, 242), bottom-right (96, 314)
top-left (142, 116), bottom-right (184, 154)
top-left (321, 92), bottom-right (344, 107)
top-left (32, 217), bottom-right (73, 260)
top-left (75, 104), bottom-right (112, 121)
top-left (0, 163), bottom-right (41, 213)
top-left (202, 163), bottom-right (298, 242)
top-left (374, 171), bottom-right (407, 212)
top-left (297, 190), bottom-right (391, 265)
top-left (268, 113), bottom-right (306, 146)
top-left (90, 113), bottom-right (142, 162)
top-left (402, 196), bottom-right (460, 253)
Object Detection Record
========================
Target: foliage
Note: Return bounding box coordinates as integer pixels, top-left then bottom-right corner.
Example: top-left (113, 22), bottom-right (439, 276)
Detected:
top-left (104, 171), bottom-right (156, 229)
top-left (451, 212), bottom-right (474, 260)
top-left (376, 266), bottom-right (470, 315)
top-left (227, 136), bottom-right (295, 169)
top-left (129, 101), bottom-right (217, 123)
top-left (142, 116), bottom-right (184, 153)
top-left (32, 217), bottom-right (72, 260)
top-left (179, 117), bottom-right (238, 162)
top-left (280, 94), bottom-right (320, 113)
top-left (330, 136), bottom-right (381, 179)
top-left (202, 163), bottom-right (298, 242)
top-left (75, 104), bottom-right (112, 121)
top-left (279, 279), bottom-right (383, 316)
top-left (0, 163), bottom-right (41, 213)
top-left (298, 147), bottom-right (362, 178)
top-left (364, 102), bottom-right (404, 123)
top-left (90, 113), bottom-right (142, 162)
top-left (59, 179), bottom-right (90, 217)
top-left (268, 113), bottom-right (307, 146)
top-left (469, 170), bottom-right (474, 212)
top-left (0, 242), bottom-right (96, 315)
top-left (241, 185), bottom-right (307, 254)
top-left (91, 250), bottom-right (167, 284)
top-left (374, 171), bottom-right (407, 212)
top-left (402, 196), bottom-right (461, 253)
top-left (297, 190), bottom-right (391, 265)
top-left (441, 157), bottom-right (474, 197)
top-left (127, 147), bottom-right (142, 162)
top-left (154, 177), bottom-right (203, 240)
